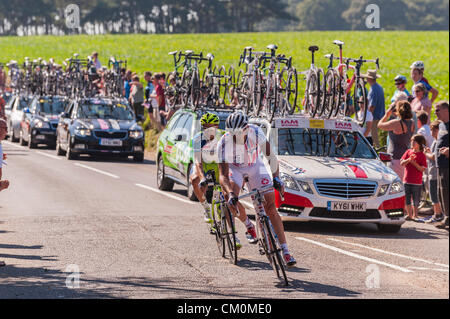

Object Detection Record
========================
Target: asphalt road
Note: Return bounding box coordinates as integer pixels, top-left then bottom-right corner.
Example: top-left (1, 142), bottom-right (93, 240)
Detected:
top-left (0, 141), bottom-right (448, 299)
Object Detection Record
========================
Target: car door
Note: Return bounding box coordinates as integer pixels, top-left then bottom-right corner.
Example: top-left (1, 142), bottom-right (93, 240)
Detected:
top-left (176, 113), bottom-right (194, 179)
top-left (59, 101), bottom-right (74, 147)
top-left (165, 113), bottom-right (189, 172)
top-left (22, 98), bottom-right (36, 140)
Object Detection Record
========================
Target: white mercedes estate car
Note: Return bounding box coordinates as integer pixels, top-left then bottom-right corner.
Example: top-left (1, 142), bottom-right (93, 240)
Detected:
top-left (250, 115), bottom-right (406, 233)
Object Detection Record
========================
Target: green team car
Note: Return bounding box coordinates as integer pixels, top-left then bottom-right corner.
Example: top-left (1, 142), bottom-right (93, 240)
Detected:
top-left (157, 108), bottom-right (232, 200)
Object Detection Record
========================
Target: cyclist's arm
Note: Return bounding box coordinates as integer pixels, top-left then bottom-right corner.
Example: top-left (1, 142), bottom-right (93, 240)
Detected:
top-left (218, 162), bottom-right (234, 196)
top-left (261, 140), bottom-right (280, 178)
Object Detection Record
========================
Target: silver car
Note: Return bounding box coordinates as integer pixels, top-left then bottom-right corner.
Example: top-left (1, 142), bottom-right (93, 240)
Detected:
top-left (6, 94), bottom-right (33, 142)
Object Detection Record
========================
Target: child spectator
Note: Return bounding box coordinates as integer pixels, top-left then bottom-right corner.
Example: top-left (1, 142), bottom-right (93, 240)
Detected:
top-left (400, 134), bottom-right (428, 221)
top-left (416, 111), bottom-right (433, 147)
top-left (424, 121), bottom-right (444, 224)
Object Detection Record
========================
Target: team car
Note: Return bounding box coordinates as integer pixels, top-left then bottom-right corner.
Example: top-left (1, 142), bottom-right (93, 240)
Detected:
top-left (156, 107), bottom-right (233, 200)
top-left (56, 97), bottom-right (145, 161)
top-left (250, 115), bottom-right (406, 233)
top-left (19, 95), bottom-right (68, 149)
top-left (6, 94), bottom-right (33, 142)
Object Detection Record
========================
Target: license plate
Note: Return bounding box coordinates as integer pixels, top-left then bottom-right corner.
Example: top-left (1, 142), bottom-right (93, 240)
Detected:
top-left (36, 135), bottom-right (46, 140)
top-left (100, 139), bottom-right (122, 147)
top-left (327, 201), bottom-right (366, 212)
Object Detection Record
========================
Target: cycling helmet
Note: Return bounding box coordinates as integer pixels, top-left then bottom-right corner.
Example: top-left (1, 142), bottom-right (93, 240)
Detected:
top-left (200, 112), bottom-right (220, 126)
top-left (226, 112), bottom-right (248, 130)
top-left (394, 75), bottom-right (407, 84)
top-left (410, 61), bottom-right (425, 70)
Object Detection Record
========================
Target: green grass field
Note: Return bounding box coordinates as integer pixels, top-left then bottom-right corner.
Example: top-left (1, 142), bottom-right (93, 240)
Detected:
top-left (1, 31), bottom-right (448, 103)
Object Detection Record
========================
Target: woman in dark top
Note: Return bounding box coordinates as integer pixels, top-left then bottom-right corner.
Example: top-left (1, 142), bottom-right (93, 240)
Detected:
top-left (378, 100), bottom-right (415, 181)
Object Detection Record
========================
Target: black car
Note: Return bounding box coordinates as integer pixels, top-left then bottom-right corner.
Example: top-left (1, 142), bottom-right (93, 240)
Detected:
top-left (56, 97), bottom-right (145, 162)
top-left (20, 96), bottom-right (68, 149)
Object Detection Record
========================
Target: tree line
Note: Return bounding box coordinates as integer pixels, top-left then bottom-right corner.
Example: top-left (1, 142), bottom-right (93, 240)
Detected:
top-left (0, 0), bottom-right (448, 36)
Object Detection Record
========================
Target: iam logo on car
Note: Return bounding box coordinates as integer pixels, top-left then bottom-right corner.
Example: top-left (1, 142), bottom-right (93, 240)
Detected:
top-left (280, 119), bottom-right (299, 128)
top-left (335, 122), bottom-right (352, 130)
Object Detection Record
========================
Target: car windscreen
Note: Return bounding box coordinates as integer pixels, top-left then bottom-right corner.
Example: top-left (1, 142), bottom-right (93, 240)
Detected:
top-left (278, 128), bottom-right (377, 159)
top-left (18, 98), bottom-right (30, 111)
top-left (39, 100), bottom-right (66, 115)
top-left (77, 103), bottom-right (134, 121)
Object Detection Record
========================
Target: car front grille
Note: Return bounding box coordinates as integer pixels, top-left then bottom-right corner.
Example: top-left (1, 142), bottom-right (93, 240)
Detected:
top-left (309, 208), bottom-right (381, 220)
top-left (94, 130), bottom-right (127, 139)
top-left (314, 179), bottom-right (377, 199)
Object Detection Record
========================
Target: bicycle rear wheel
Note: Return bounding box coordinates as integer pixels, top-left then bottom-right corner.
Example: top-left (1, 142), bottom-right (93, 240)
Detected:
top-left (322, 69), bottom-right (336, 118)
top-left (316, 68), bottom-right (325, 117)
top-left (285, 68), bottom-right (298, 115)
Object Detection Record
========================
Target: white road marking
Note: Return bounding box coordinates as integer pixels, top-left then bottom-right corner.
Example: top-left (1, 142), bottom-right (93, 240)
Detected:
top-left (2, 141), bottom-right (27, 150)
top-left (407, 266), bottom-right (449, 272)
top-left (135, 183), bottom-right (196, 205)
top-left (295, 236), bottom-right (413, 273)
top-left (74, 163), bottom-right (120, 179)
top-left (36, 151), bottom-right (62, 161)
top-left (327, 238), bottom-right (449, 269)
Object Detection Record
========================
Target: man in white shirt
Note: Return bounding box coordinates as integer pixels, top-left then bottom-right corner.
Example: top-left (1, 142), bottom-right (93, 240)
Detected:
top-left (358, 106), bottom-right (374, 146)
top-left (92, 51), bottom-right (102, 70)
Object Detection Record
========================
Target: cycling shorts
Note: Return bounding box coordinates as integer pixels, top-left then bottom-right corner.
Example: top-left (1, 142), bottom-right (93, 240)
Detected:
top-left (190, 162), bottom-right (220, 183)
top-left (229, 162), bottom-right (273, 193)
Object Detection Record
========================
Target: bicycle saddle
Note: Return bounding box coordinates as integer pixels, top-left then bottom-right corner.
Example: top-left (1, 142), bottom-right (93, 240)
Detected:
top-left (333, 40), bottom-right (344, 46)
top-left (206, 53), bottom-right (214, 60)
top-left (308, 45), bottom-right (319, 52)
top-left (168, 51), bottom-right (178, 55)
top-left (324, 54), bottom-right (332, 59)
top-left (245, 46), bottom-right (254, 51)
top-left (267, 44), bottom-right (278, 50)
top-left (184, 50), bottom-right (194, 55)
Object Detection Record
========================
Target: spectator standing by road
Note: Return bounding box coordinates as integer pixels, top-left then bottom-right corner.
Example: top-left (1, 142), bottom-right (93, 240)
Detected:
top-left (363, 69), bottom-right (384, 149)
top-left (124, 70), bottom-right (132, 100)
top-left (410, 61), bottom-right (439, 103)
top-left (391, 75), bottom-right (410, 103)
top-left (434, 101), bottom-right (449, 229)
top-left (358, 102), bottom-right (374, 146)
top-left (130, 76), bottom-right (144, 118)
top-left (417, 111), bottom-right (433, 147)
top-left (424, 121), bottom-right (444, 224)
top-left (400, 134), bottom-right (428, 221)
top-left (91, 51), bottom-right (102, 70)
top-left (154, 73), bottom-right (167, 127)
top-left (411, 83), bottom-right (432, 117)
top-left (378, 101), bottom-right (415, 181)
top-left (0, 64), bottom-right (6, 92)
top-left (0, 119), bottom-right (9, 193)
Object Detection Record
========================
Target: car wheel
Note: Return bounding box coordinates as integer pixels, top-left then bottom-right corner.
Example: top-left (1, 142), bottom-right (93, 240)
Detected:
top-left (19, 130), bottom-right (27, 146)
top-left (66, 137), bottom-right (77, 160)
top-left (56, 137), bottom-right (66, 156)
top-left (28, 135), bottom-right (37, 149)
top-left (9, 125), bottom-right (19, 143)
top-left (187, 164), bottom-right (198, 202)
top-left (133, 153), bottom-right (144, 163)
top-left (157, 155), bottom-right (174, 191)
top-left (377, 224), bottom-right (402, 233)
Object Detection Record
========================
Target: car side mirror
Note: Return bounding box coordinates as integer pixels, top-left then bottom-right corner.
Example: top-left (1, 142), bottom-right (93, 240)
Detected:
top-left (379, 152), bottom-right (392, 163)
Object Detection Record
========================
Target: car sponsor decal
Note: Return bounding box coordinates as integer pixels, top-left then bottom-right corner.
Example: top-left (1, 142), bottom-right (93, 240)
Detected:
top-left (164, 145), bottom-right (173, 154)
top-left (280, 160), bottom-right (306, 175)
top-left (279, 119), bottom-right (300, 128)
top-left (336, 157), bottom-right (368, 179)
top-left (97, 119), bottom-right (109, 130)
top-left (334, 122), bottom-right (353, 130)
top-left (309, 119), bottom-right (324, 129)
top-left (109, 119), bottom-right (120, 130)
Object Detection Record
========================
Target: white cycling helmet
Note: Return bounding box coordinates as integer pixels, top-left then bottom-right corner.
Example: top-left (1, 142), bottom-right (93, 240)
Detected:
top-left (410, 61), bottom-right (425, 70)
top-left (226, 112), bottom-right (248, 130)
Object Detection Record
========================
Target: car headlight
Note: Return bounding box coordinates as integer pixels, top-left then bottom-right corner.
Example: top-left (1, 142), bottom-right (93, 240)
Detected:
top-left (129, 130), bottom-right (144, 139)
top-left (280, 173), bottom-right (299, 191)
top-left (390, 180), bottom-right (404, 195)
top-left (297, 181), bottom-right (313, 194)
top-left (74, 127), bottom-right (91, 137)
top-left (35, 120), bottom-right (50, 129)
top-left (378, 184), bottom-right (390, 197)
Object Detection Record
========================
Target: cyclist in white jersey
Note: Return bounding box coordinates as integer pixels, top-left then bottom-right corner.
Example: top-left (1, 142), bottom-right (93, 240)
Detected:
top-left (217, 112), bottom-right (296, 267)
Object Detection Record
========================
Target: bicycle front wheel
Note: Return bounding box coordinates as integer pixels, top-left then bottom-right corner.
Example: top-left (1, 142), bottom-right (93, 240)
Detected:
top-left (305, 69), bottom-right (320, 118)
top-left (353, 78), bottom-right (367, 127)
top-left (213, 203), bottom-right (226, 258)
top-left (263, 217), bottom-right (288, 286)
top-left (222, 204), bottom-right (238, 265)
